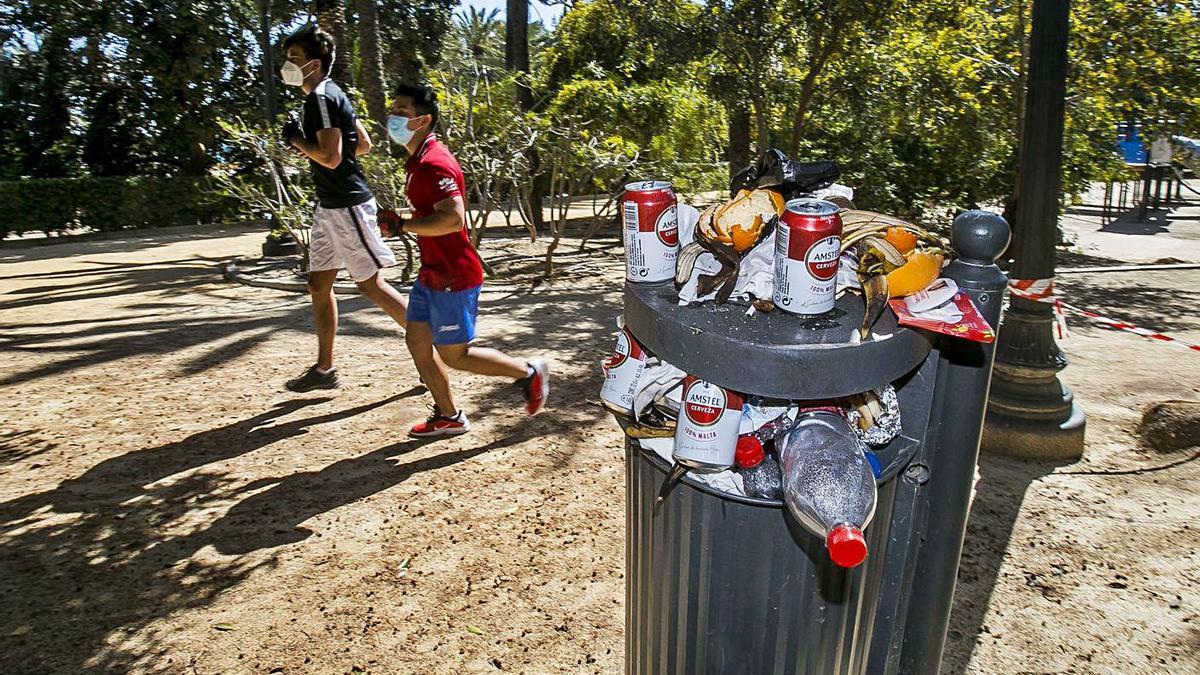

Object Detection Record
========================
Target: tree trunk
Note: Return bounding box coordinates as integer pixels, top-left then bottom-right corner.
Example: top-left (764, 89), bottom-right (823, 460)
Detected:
top-left (354, 0), bottom-right (388, 140)
top-left (505, 0), bottom-right (533, 110)
top-left (788, 31), bottom-right (843, 154)
top-left (506, 0), bottom-right (543, 230)
top-left (316, 0), bottom-right (353, 85)
top-left (727, 107), bottom-right (752, 184)
top-left (30, 29), bottom-right (73, 177)
top-left (257, 0), bottom-right (278, 123)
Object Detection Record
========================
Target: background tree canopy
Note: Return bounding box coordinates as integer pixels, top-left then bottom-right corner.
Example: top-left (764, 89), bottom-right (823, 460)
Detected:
top-left (1, 0), bottom-right (1197, 231)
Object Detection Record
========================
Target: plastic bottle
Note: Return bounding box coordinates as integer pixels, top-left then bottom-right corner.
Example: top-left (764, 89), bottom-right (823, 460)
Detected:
top-left (777, 410), bottom-right (877, 568)
top-left (734, 436), bottom-right (783, 500)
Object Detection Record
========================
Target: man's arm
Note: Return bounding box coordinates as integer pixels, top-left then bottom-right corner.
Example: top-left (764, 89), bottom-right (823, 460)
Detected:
top-left (292, 128), bottom-right (343, 169)
top-left (402, 196), bottom-right (466, 237)
top-left (355, 119), bottom-right (372, 156)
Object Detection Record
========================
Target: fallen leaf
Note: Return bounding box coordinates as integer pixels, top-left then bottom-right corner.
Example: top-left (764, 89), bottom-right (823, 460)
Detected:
top-left (466, 625), bottom-right (484, 636)
top-left (213, 623), bottom-right (237, 631)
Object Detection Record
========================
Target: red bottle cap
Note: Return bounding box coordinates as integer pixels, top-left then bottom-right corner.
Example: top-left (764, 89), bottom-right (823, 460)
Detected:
top-left (734, 436), bottom-right (764, 469)
top-left (826, 524), bottom-right (868, 568)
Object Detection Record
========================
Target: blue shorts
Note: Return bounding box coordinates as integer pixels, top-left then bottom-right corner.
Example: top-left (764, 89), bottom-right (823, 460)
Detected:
top-left (406, 280), bottom-right (481, 345)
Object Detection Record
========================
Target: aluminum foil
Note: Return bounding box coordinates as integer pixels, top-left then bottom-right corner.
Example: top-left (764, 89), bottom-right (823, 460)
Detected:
top-left (853, 384), bottom-right (902, 447)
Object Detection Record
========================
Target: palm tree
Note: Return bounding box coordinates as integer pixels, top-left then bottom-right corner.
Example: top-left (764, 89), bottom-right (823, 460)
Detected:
top-left (355, 0), bottom-right (388, 140)
top-left (315, 0), bottom-right (354, 85)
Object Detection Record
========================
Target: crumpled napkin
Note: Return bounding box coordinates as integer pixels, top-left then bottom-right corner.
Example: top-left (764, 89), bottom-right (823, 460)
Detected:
top-left (812, 182), bottom-right (855, 203)
top-left (638, 437), bottom-right (747, 495)
top-left (675, 185), bottom-right (856, 306)
top-left (677, 217), bottom-right (777, 305)
top-left (632, 359), bottom-right (686, 422)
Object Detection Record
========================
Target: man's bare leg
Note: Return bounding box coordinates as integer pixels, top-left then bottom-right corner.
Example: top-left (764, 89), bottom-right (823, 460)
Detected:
top-left (308, 270), bottom-right (339, 370)
top-left (434, 343), bottom-right (528, 380)
top-left (356, 272), bottom-right (408, 329)
top-left (406, 322), bottom-right (456, 414)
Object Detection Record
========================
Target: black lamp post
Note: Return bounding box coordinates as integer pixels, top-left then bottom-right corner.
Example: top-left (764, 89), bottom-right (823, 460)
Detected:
top-left (983, 0), bottom-right (1085, 459)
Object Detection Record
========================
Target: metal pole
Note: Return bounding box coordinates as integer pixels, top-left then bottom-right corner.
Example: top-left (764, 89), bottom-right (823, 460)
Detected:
top-left (896, 211), bottom-right (1010, 673)
top-left (983, 0), bottom-right (1085, 461)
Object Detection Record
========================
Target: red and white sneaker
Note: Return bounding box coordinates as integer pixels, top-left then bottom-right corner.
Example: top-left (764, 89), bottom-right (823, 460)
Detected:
top-left (408, 406), bottom-right (470, 438)
top-left (521, 359), bottom-right (550, 416)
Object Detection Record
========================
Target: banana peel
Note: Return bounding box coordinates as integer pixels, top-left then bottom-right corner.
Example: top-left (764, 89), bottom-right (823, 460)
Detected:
top-left (677, 209), bottom-right (778, 305)
top-left (859, 274), bottom-right (889, 340)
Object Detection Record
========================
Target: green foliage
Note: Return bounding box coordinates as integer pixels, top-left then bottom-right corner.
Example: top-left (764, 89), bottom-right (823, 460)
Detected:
top-left (208, 117), bottom-right (314, 256)
top-left (3, 0), bottom-right (1197, 240)
top-left (0, 177), bottom-right (238, 238)
top-left (541, 0), bottom-right (703, 89)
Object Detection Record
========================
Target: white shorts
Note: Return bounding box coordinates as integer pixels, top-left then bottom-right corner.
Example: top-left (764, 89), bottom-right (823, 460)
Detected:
top-left (309, 198), bottom-right (397, 282)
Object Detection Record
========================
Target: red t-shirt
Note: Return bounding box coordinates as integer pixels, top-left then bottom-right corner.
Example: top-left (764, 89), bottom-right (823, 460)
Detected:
top-left (405, 135), bottom-right (484, 291)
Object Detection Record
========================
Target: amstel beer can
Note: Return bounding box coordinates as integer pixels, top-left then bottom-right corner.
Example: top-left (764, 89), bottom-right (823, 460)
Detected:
top-left (622, 181), bottom-right (679, 283)
top-left (672, 376), bottom-right (745, 470)
top-left (773, 198), bottom-right (842, 315)
top-left (599, 327), bottom-right (648, 416)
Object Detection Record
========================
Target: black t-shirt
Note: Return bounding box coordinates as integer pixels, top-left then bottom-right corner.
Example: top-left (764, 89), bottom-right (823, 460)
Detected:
top-left (300, 79), bottom-right (373, 208)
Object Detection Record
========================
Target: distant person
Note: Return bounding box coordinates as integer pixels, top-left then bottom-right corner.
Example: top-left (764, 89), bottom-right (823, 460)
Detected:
top-left (278, 24), bottom-right (411, 392)
top-left (379, 83), bottom-right (549, 436)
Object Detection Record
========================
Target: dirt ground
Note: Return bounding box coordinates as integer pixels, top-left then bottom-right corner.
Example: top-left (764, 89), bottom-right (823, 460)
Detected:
top-left (1, 192), bottom-right (1198, 674)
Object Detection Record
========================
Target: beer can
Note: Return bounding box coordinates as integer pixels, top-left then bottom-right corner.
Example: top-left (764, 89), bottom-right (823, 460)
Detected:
top-left (622, 181), bottom-right (679, 283)
top-left (672, 376), bottom-right (745, 470)
top-left (773, 198), bottom-right (842, 315)
top-left (599, 327), bottom-right (648, 416)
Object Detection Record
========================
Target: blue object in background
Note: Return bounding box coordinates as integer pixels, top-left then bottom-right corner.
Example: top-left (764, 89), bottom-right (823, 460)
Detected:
top-left (864, 449), bottom-right (883, 479)
top-left (1117, 122), bottom-right (1147, 164)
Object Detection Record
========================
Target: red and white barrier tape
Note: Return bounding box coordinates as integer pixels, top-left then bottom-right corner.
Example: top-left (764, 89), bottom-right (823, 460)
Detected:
top-left (1009, 277), bottom-right (1200, 352)
top-left (1059, 302), bottom-right (1200, 352)
top-left (1008, 278), bottom-right (1071, 338)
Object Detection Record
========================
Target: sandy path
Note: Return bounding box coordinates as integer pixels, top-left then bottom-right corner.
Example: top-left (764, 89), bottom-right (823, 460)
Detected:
top-left (0, 206), bottom-right (1197, 673)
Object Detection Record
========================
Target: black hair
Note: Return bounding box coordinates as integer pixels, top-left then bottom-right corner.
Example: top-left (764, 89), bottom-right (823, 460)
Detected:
top-left (394, 82), bottom-right (440, 127)
top-left (282, 24), bottom-right (335, 75)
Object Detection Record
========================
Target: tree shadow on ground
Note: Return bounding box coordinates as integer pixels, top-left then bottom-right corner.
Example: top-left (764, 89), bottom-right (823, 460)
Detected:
top-left (0, 391), bottom-right (503, 673)
top-left (941, 454), bottom-right (1064, 674)
top-left (0, 223), bottom-right (264, 263)
top-left (0, 280), bottom-right (403, 389)
top-left (0, 249), bottom-right (624, 394)
top-left (1054, 273), bottom-right (1200, 333)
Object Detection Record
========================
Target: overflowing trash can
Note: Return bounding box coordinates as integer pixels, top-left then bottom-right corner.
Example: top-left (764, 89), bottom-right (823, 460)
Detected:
top-left (608, 177), bottom-right (1009, 674)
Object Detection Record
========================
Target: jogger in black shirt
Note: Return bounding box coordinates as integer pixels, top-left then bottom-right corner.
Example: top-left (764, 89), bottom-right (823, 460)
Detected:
top-left (279, 24), bottom-right (411, 393)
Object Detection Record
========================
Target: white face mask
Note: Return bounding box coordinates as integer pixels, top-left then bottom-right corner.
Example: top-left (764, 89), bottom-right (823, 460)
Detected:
top-left (280, 59), bottom-right (317, 87)
top-left (388, 115), bottom-right (415, 146)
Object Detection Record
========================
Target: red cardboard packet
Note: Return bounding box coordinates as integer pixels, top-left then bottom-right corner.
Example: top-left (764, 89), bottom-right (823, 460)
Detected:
top-left (888, 291), bottom-right (995, 343)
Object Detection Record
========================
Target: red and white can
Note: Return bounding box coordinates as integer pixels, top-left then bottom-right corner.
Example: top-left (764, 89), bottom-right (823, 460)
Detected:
top-left (773, 198), bottom-right (842, 315)
top-left (599, 327), bottom-right (648, 416)
top-left (672, 376), bottom-right (745, 470)
top-left (622, 181), bottom-right (679, 283)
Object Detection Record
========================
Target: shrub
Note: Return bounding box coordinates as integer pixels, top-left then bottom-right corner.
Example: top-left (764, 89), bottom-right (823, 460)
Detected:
top-left (0, 176), bottom-right (239, 238)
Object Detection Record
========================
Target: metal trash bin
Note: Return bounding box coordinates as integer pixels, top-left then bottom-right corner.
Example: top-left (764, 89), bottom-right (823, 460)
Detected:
top-left (619, 212), bottom-right (1009, 675)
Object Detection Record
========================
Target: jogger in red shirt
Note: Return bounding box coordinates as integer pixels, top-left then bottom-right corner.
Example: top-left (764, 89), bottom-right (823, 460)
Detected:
top-left (383, 84), bottom-right (549, 436)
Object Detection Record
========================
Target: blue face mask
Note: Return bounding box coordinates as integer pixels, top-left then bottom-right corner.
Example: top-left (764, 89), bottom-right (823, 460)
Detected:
top-left (387, 115), bottom-right (414, 146)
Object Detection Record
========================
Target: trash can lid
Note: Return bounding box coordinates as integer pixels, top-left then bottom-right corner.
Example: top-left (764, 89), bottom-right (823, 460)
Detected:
top-left (624, 282), bottom-right (932, 399)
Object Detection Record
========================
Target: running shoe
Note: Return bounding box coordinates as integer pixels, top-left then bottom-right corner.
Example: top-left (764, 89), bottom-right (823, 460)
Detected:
top-left (285, 364), bottom-right (341, 392)
top-left (520, 359), bottom-right (550, 416)
top-left (408, 405), bottom-right (470, 437)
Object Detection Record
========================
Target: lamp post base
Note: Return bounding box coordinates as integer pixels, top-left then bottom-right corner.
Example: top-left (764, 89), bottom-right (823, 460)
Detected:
top-left (983, 378), bottom-right (1085, 461)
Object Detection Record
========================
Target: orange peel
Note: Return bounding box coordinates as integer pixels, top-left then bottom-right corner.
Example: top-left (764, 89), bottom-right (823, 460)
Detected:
top-left (730, 215), bottom-right (762, 253)
top-left (886, 250), bottom-right (944, 297)
top-left (883, 226), bottom-right (918, 255)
